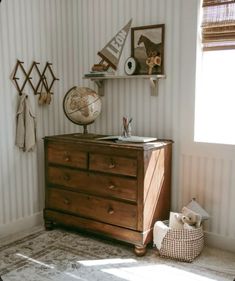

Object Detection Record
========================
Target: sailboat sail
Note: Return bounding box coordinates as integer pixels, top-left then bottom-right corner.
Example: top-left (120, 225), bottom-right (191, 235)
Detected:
top-left (98, 19), bottom-right (132, 70)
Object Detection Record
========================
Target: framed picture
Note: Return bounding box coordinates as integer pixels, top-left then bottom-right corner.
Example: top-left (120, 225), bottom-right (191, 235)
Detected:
top-left (131, 24), bottom-right (165, 75)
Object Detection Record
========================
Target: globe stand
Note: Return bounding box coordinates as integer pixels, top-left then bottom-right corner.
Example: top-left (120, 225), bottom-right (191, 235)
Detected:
top-left (83, 125), bottom-right (88, 134)
top-left (73, 123), bottom-right (99, 139)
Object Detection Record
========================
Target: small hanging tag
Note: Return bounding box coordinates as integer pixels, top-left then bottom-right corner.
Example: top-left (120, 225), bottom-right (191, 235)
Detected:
top-left (45, 92), bottom-right (52, 105)
top-left (38, 92), bottom-right (47, 105)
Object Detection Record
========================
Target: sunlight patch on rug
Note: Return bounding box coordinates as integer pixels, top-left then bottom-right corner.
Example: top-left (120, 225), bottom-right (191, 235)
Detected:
top-left (103, 264), bottom-right (219, 281)
top-left (78, 258), bottom-right (137, 266)
top-left (16, 253), bottom-right (55, 269)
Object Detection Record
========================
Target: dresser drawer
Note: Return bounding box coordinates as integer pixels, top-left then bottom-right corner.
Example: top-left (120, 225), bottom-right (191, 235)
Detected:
top-left (87, 173), bottom-right (137, 201)
top-left (47, 143), bottom-right (87, 168)
top-left (90, 153), bottom-right (137, 177)
top-left (48, 166), bottom-right (89, 189)
top-left (47, 188), bottom-right (137, 229)
top-left (47, 167), bottom-right (137, 202)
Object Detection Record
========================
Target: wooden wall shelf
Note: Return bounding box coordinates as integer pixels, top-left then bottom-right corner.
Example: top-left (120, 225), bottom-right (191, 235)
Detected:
top-left (83, 74), bottom-right (166, 96)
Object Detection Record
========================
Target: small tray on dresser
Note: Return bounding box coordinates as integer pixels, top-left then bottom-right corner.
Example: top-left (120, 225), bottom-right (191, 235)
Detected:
top-left (96, 135), bottom-right (157, 142)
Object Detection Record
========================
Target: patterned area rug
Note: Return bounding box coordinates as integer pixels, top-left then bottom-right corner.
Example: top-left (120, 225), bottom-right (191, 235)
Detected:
top-left (0, 227), bottom-right (234, 281)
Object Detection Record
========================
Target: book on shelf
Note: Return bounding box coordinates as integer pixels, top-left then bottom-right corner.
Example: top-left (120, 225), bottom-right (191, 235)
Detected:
top-left (84, 71), bottom-right (116, 78)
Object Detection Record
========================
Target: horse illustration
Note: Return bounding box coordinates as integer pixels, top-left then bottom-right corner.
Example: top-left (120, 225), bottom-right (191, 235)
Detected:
top-left (137, 35), bottom-right (161, 58)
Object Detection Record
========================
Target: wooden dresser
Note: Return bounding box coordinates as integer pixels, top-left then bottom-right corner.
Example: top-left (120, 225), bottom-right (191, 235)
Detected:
top-left (43, 134), bottom-right (172, 256)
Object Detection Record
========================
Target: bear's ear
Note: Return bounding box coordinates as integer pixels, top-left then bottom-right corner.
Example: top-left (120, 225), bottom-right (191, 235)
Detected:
top-left (182, 206), bottom-right (191, 216)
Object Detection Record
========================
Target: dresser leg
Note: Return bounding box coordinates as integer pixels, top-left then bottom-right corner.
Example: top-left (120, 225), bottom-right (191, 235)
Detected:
top-left (45, 220), bottom-right (54, 231)
top-left (134, 245), bottom-right (147, 256)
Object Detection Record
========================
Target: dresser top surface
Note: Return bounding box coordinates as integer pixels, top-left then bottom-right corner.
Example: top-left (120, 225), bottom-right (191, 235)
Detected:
top-left (44, 133), bottom-right (173, 151)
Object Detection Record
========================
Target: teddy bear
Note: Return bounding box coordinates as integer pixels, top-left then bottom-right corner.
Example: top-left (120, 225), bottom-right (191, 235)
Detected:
top-left (174, 207), bottom-right (202, 230)
top-left (169, 207), bottom-right (202, 230)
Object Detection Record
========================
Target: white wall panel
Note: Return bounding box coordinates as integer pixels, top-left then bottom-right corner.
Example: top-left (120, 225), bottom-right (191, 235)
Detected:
top-left (179, 154), bottom-right (235, 240)
top-left (0, 0), bottom-right (234, 250)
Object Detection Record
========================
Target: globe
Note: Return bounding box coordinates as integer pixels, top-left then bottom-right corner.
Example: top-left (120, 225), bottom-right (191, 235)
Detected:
top-left (63, 86), bottom-right (102, 134)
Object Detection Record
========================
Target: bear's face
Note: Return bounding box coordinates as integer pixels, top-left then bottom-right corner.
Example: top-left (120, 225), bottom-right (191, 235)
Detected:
top-left (182, 207), bottom-right (202, 227)
top-left (181, 214), bottom-right (198, 225)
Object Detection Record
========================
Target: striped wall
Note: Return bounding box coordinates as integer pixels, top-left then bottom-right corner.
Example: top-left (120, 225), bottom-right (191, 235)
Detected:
top-left (179, 153), bottom-right (235, 237)
top-left (0, 0), bottom-right (234, 251)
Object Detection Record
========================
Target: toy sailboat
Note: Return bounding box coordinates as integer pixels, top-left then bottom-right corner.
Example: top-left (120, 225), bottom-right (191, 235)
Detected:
top-left (92, 19), bottom-right (132, 72)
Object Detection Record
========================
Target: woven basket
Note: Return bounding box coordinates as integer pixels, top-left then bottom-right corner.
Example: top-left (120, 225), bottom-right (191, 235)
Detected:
top-left (159, 224), bottom-right (204, 262)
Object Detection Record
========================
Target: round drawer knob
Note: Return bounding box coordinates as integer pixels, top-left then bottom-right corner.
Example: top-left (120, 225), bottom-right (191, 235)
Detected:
top-left (108, 185), bottom-right (115, 190)
top-left (64, 199), bottom-right (70, 205)
top-left (63, 174), bottom-right (70, 181)
top-left (63, 152), bottom-right (70, 162)
top-left (108, 207), bottom-right (114, 215)
top-left (108, 159), bottom-right (115, 169)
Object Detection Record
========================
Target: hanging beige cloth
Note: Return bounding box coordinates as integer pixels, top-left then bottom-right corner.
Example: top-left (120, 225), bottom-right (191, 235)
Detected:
top-left (15, 93), bottom-right (36, 152)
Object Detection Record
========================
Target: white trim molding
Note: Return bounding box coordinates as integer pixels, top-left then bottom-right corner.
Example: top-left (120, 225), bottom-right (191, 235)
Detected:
top-left (0, 212), bottom-right (43, 239)
top-left (204, 231), bottom-right (235, 253)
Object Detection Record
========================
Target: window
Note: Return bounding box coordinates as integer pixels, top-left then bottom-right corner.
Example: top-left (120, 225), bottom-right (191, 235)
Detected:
top-left (194, 0), bottom-right (235, 145)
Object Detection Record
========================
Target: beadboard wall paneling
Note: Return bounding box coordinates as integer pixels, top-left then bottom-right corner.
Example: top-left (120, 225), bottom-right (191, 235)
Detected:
top-left (0, 0), bottom-right (234, 249)
top-left (0, 0), bottom-right (82, 230)
top-left (179, 154), bottom-right (235, 237)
